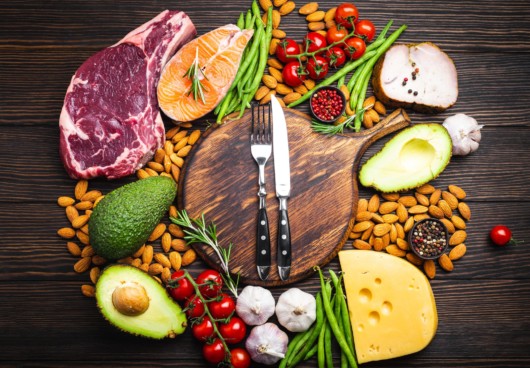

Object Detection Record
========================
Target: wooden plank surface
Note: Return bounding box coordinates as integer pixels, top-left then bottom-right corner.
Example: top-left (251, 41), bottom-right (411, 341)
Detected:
top-left (1, 0), bottom-right (530, 367)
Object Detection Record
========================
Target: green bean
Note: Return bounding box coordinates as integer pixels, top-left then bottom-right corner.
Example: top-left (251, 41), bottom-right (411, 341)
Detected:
top-left (341, 293), bottom-right (354, 358)
top-left (353, 68), bottom-right (372, 131)
top-left (349, 60), bottom-right (372, 111)
top-left (317, 313), bottom-right (327, 368)
top-left (280, 332), bottom-right (306, 368)
top-left (325, 297), bottom-right (335, 368)
top-left (345, 64), bottom-right (363, 92)
top-left (245, 9), bottom-right (254, 29)
top-left (337, 74), bottom-right (346, 88)
top-left (304, 343), bottom-right (319, 360)
top-left (317, 268), bottom-right (358, 368)
top-left (237, 12), bottom-right (245, 29)
top-left (374, 20), bottom-right (393, 43)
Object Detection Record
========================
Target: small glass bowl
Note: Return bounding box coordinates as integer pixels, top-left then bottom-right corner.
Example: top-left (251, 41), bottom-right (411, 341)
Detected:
top-left (408, 218), bottom-right (449, 260)
top-left (309, 86), bottom-right (346, 124)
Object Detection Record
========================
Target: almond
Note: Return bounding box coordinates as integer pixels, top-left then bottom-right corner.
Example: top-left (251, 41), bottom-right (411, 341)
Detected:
top-left (451, 215), bottom-right (467, 230)
top-left (395, 223), bottom-right (405, 239)
top-left (58, 196), bottom-right (75, 207)
top-left (272, 9), bottom-right (281, 29)
top-left (93, 195), bottom-right (105, 207)
top-left (72, 214), bottom-right (90, 229)
top-left (66, 242), bottom-right (81, 256)
top-left (303, 79), bottom-right (315, 90)
top-left (373, 237), bottom-right (384, 251)
top-left (398, 196), bottom-right (417, 207)
top-left (142, 245), bottom-right (154, 264)
top-left (148, 263), bottom-right (164, 276)
top-left (339, 84), bottom-right (350, 101)
top-left (154, 253), bottom-right (172, 269)
top-left (366, 108), bottom-right (380, 123)
top-left (260, 90), bottom-right (276, 104)
top-left (283, 92), bottom-right (302, 105)
top-left (74, 180), bottom-right (89, 200)
top-left (181, 249), bottom-right (197, 266)
top-left (269, 38), bottom-right (281, 55)
top-left (279, 1), bottom-right (296, 15)
top-left (349, 231), bottom-right (362, 239)
top-left (294, 84), bottom-right (309, 95)
top-left (414, 192), bottom-right (430, 207)
top-left (438, 199), bottom-right (453, 218)
top-left (324, 7), bottom-right (336, 21)
top-left (91, 255), bottom-right (106, 266)
top-left (429, 189), bottom-right (442, 205)
top-left (89, 267), bottom-right (100, 284)
top-left (382, 233), bottom-right (390, 247)
top-left (396, 204), bottom-right (409, 223)
top-left (65, 205), bottom-right (79, 223)
top-left (404, 217), bottom-right (415, 232)
top-left (428, 205), bottom-right (444, 219)
top-left (458, 202), bottom-right (471, 221)
top-left (354, 239), bottom-right (372, 250)
top-left (269, 67), bottom-right (283, 83)
top-left (144, 167), bottom-right (158, 177)
top-left (131, 258), bottom-right (142, 268)
top-left (353, 221), bottom-right (374, 233)
top-left (267, 58), bottom-right (284, 69)
top-left (169, 205), bottom-right (178, 219)
top-left (255, 86), bottom-right (270, 101)
top-left (358, 198), bottom-right (368, 212)
top-left (169, 251), bottom-right (182, 270)
top-left (165, 126), bottom-right (180, 140)
top-left (164, 141), bottom-right (174, 156)
top-left (383, 214), bottom-right (399, 224)
top-left (373, 223), bottom-right (391, 237)
top-left (81, 284), bottom-right (95, 298)
top-left (170, 164), bottom-right (180, 182)
top-left (449, 243), bottom-right (467, 261)
top-left (74, 257), bottom-right (91, 273)
top-left (274, 0), bottom-right (287, 6)
top-left (389, 224), bottom-right (398, 243)
top-left (423, 260), bottom-right (436, 279)
top-left (414, 214), bottom-right (430, 222)
top-left (75, 201), bottom-right (93, 211)
top-left (448, 184), bottom-right (467, 200)
top-left (355, 211), bottom-right (372, 222)
top-left (153, 148), bottom-right (165, 163)
top-left (132, 245), bottom-right (146, 258)
top-left (299, 2), bottom-right (319, 15)
top-left (438, 253), bottom-right (454, 272)
top-left (259, 0), bottom-right (273, 11)
top-left (442, 191), bottom-right (459, 210)
top-left (148, 223), bottom-right (166, 242)
top-left (58, 227), bottom-right (76, 239)
top-left (161, 232), bottom-right (172, 253)
top-left (416, 183), bottom-right (436, 195)
top-left (188, 130), bottom-right (201, 146)
top-left (176, 145), bottom-right (192, 158)
top-left (373, 101), bottom-right (386, 115)
top-left (379, 201), bottom-right (399, 215)
top-left (117, 257), bottom-right (133, 265)
top-left (275, 83), bottom-right (294, 95)
top-left (174, 136), bottom-right (189, 151)
top-left (363, 96), bottom-right (375, 109)
top-left (307, 21), bottom-right (325, 31)
top-left (76, 230), bottom-right (90, 245)
top-left (440, 218), bottom-right (456, 233)
top-left (381, 192), bottom-right (400, 201)
top-left (81, 245), bottom-right (95, 258)
top-left (161, 267), bottom-right (172, 284)
top-left (371, 213), bottom-right (384, 224)
top-left (449, 230), bottom-right (467, 246)
top-left (272, 29), bottom-right (287, 39)
top-left (367, 194), bottom-right (380, 213)
top-left (306, 10), bottom-right (325, 22)
top-left (406, 252), bottom-right (424, 266)
top-left (396, 238), bottom-right (410, 251)
top-left (139, 263), bottom-right (150, 272)
top-left (137, 169), bottom-right (150, 179)
top-left (168, 224), bottom-right (185, 238)
top-left (408, 205), bottom-right (428, 214)
top-left (386, 245), bottom-right (406, 257)
top-left (171, 130), bottom-right (187, 144)
top-left (361, 226), bottom-right (373, 241)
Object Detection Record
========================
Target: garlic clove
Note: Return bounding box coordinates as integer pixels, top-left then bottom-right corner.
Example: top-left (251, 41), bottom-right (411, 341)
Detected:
top-left (443, 113), bottom-right (483, 156)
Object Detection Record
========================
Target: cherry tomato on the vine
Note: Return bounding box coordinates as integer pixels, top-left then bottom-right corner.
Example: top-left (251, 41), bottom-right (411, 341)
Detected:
top-left (344, 37), bottom-right (366, 60)
top-left (306, 56), bottom-right (329, 80)
top-left (324, 46), bottom-right (347, 68)
top-left (218, 316), bottom-right (247, 344)
top-left (184, 294), bottom-right (205, 319)
top-left (167, 270), bottom-right (194, 301)
top-left (230, 348), bottom-right (251, 368)
top-left (275, 38), bottom-right (301, 63)
top-left (192, 316), bottom-right (216, 342)
top-left (209, 293), bottom-right (236, 320)
top-left (490, 225), bottom-right (519, 246)
top-left (282, 61), bottom-right (306, 87)
top-left (202, 338), bottom-right (226, 365)
top-left (335, 3), bottom-right (359, 29)
top-left (326, 25), bottom-right (350, 47)
top-left (355, 19), bottom-right (376, 41)
top-left (196, 269), bottom-right (223, 299)
top-left (303, 32), bottom-right (327, 54)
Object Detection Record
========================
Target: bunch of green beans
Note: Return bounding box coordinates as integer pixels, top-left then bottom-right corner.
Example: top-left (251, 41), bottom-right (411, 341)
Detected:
top-left (215, 2), bottom-right (273, 123)
top-left (279, 268), bottom-right (357, 368)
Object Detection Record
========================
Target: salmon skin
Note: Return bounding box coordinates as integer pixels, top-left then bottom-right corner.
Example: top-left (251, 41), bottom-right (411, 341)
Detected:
top-left (157, 24), bottom-right (253, 123)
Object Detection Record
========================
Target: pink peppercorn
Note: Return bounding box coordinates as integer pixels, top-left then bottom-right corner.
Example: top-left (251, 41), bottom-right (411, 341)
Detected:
top-left (310, 87), bottom-right (345, 122)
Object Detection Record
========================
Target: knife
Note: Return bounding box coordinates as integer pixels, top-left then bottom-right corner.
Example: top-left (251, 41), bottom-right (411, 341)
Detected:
top-left (271, 95), bottom-right (291, 281)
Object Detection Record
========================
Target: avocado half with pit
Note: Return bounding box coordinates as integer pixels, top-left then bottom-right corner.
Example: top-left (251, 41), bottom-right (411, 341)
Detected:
top-left (95, 264), bottom-right (186, 339)
top-left (359, 123), bottom-right (452, 192)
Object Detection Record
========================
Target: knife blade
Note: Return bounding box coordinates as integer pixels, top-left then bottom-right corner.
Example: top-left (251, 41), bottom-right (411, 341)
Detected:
top-left (271, 95), bottom-right (291, 281)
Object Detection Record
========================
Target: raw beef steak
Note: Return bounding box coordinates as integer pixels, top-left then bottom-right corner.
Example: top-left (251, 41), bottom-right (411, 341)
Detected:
top-left (59, 10), bottom-right (196, 179)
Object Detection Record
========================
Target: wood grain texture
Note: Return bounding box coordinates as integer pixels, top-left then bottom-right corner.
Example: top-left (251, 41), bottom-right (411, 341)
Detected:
top-left (0, 0), bottom-right (530, 367)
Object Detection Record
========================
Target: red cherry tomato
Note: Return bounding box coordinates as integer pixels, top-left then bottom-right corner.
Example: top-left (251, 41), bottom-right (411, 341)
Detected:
top-left (303, 32), bottom-right (327, 53)
top-left (275, 38), bottom-right (301, 63)
top-left (282, 61), bottom-right (306, 87)
top-left (203, 338), bottom-right (226, 365)
top-left (326, 25), bottom-right (349, 46)
top-left (209, 293), bottom-right (236, 319)
top-left (306, 56), bottom-right (329, 80)
top-left (344, 37), bottom-right (366, 60)
top-left (490, 225), bottom-right (518, 246)
top-left (324, 46), bottom-right (347, 68)
top-left (355, 19), bottom-right (376, 41)
top-left (219, 316), bottom-right (247, 344)
top-left (167, 270), bottom-right (194, 301)
top-left (230, 348), bottom-right (251, 368)
top-left (335, 3), bottom-right (359, 29)
top-left (192, 316), bottom-right (215, 342)
top-left (184, 294), bottom-right (205, 319)
top-left (196, 269), bottom-right (223, 299)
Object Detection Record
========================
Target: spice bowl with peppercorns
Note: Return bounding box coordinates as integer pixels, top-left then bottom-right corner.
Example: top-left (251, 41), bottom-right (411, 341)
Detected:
top-left (309, 86), bottom-right (346, 124)
top-left (409, 218), bottom-right (449, 260)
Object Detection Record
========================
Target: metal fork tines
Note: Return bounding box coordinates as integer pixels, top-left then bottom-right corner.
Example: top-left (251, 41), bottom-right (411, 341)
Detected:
top-left (250, 103), bottom-right (272, 280)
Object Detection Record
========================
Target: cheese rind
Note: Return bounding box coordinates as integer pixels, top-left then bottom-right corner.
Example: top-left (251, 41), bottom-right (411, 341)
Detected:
top-left (338, 250), bottom-right (437, 364)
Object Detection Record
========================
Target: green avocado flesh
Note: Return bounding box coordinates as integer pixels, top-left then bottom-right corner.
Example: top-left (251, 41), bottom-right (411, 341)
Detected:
top-left (96, 264), bottom-right (186, 339)
top-left (89, 176), bottom-right (177, 260)
top-left (359, 124), bottom-right (452, 192)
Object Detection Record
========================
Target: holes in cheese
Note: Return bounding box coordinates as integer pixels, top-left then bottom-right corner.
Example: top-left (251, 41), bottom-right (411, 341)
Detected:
top-left (338, 250), bottom-right (438, 364)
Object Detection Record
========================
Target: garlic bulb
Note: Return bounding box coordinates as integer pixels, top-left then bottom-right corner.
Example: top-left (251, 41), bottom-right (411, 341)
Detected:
top-left (442, 113), bottom-right (483, 156)
top-left (275, 288), bottom-right (316, 332)
top-left (245, 323), bottom-right (288, 365)
top-left (236, 285), bottom-right (275, 326)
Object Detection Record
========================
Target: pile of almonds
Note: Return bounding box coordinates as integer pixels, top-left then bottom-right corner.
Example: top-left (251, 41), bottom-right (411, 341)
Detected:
top-left (349, 183), bottom-right (470, 279)
top-left (57, 125), bottom-right (201, 297)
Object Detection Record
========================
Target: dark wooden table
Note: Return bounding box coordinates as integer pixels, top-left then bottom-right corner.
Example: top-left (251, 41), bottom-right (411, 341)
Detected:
top-left (1, 0), bottom-right (530, 367)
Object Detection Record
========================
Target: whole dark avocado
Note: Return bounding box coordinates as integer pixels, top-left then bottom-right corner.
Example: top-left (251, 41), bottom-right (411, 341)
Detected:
top-left (89, 176), bottom-right (176, 260)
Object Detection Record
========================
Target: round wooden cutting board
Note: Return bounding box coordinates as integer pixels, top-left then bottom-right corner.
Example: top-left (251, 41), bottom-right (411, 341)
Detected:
top-left (178, 108), bottom-right (409, 286)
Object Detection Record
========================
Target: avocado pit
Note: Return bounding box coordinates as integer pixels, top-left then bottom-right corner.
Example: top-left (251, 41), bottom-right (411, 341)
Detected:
top-left (112, 281), bottom-right (150, 316)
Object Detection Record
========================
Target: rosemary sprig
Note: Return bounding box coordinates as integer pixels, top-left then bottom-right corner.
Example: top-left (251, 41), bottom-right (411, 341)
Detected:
top-left (310, 104), bottom-right (373, 135)
top-left (183, 47), bottom-right (208, 104)
top-left (170, 210), bottom-right (239, 298)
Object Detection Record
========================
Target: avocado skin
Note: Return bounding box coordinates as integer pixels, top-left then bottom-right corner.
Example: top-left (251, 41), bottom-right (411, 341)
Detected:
top-left (89, 176), bottom-right (176, 260)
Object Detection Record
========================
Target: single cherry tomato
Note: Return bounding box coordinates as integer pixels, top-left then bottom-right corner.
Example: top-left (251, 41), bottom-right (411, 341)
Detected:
top-left (184, 294), bottom-right (205, 319)
top-left (218, 316), bottom-right (247, 344)
top-left (275, 38), bottom-right (301, 63)
top-left (230, 348), bottom-right (251, 368)
top-left (192, 316), bottom-right (215, 342)
top-left (167, 270), bottom-right (194, 301)
top-left (203, 338), bottom-right (226, 365)
top-left (324, 46), bottom-right (347, 68)
top-left (326, 25), bottom-right (349, 46)
top-left (282, 61), bottom-right (306, 87)
top-left (490, 225), bottom-right (519, 246)
top-left (306, 56), bottom-right (329, 80)
top-left (209, 293), bottom-right (236, 320)
top-left (303, 32), bottom-right (327, 54)
top-left (335, 2), bottom-right (359, 29)
top-left (196, 269), bottom-right (223, 299)
top-left (344, 37), bottom-right (366, 60)
top-left (355, 19), bottom-right (376, 41)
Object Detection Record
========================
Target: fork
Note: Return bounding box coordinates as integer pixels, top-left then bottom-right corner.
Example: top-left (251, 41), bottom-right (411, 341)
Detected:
top-left (250, 102), bottom-right (272, 280)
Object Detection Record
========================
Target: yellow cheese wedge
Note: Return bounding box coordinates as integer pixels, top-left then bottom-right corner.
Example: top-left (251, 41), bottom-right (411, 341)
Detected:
top-left (338, 250), bottom-right (437, 364)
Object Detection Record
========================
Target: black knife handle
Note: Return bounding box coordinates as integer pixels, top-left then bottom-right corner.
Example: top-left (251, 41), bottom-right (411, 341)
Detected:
top-left (256, 208), bottom-right (271, 269)
top-left (277, 208), bottom-right (291, 269)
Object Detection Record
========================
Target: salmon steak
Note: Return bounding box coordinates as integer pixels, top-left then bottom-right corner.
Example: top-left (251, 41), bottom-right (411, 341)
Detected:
top-left (157, 24), bottom-right (253, 122)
